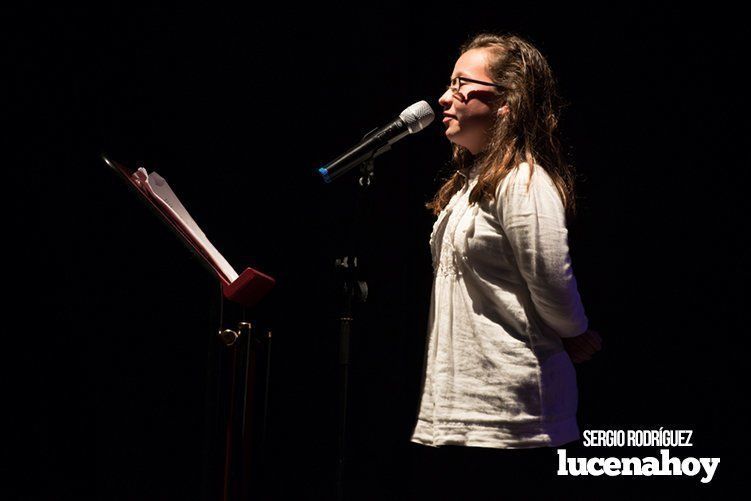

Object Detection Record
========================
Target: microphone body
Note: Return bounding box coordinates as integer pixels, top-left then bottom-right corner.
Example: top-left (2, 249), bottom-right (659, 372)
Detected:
top-left (317, 101), bottom-right (434, 183)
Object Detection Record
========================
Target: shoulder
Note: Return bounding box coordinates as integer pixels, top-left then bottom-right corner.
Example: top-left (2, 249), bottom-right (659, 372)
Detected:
top-left (494, 161), bottom-right (565, 220)
top-left (497, 162), bottom-right (554, 196)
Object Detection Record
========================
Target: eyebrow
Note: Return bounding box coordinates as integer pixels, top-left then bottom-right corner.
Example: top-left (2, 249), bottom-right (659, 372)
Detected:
top-left (451, 72), bottom-right (492, 82)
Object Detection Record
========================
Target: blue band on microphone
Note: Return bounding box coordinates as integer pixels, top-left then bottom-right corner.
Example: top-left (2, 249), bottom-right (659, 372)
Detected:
top-left (318, 167), bottom-right (332, 183)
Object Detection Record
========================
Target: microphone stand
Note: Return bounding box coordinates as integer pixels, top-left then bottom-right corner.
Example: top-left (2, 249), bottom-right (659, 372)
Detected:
top-left (333, 138), bottom-right (377, 501)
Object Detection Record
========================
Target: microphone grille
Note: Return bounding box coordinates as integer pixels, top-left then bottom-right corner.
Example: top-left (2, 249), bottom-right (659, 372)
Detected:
top-left (399, 100), bottom-right (435, 133)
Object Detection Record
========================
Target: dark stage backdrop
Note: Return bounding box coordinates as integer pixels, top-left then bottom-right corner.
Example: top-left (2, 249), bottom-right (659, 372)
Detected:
top-left (7, 5), bottom-right (745, 499)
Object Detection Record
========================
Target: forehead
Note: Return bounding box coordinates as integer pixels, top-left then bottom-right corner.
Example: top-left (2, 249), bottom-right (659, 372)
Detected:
top-left (452, 48), bottom-right (490, 79)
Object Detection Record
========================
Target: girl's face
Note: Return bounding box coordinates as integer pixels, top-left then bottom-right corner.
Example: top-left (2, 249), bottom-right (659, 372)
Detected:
top-left (438, 48), bottom-right (505, 155)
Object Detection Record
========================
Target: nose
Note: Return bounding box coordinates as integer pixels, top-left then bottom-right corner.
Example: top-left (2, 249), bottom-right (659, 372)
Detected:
top-left (438, 87), bottom-right (453, 110)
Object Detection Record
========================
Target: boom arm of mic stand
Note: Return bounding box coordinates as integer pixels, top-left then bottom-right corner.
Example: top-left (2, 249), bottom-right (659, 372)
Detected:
top-left (320, 127), bottom-right (395, 184)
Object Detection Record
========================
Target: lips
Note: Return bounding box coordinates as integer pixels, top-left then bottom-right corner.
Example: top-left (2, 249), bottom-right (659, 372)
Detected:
top-left (442, 114), bottom-right (456, 123)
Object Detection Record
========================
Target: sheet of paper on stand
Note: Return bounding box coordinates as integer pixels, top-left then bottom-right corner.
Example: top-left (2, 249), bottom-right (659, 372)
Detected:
top-left (132, 167), bottom-right (239, 283)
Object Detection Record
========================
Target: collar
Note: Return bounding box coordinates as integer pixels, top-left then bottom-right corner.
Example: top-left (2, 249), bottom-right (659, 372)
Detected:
top-left (458, 165), bottom-right (480, 180)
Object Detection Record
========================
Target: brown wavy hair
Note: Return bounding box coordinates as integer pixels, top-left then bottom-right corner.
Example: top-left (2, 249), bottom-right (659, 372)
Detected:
top-left (426, 32), bottom-right (578, 222)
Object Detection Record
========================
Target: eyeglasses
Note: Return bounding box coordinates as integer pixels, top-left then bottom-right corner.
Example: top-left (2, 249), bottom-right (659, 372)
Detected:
top-left (447, 76), bottom-right (503, 96)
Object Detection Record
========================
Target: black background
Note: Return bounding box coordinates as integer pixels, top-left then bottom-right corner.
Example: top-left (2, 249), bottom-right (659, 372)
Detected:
top-left (6, 4), bottom-right (746, 499)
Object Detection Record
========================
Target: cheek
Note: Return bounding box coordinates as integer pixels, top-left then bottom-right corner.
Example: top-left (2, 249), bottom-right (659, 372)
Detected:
top-left (456, 104), bottom-right (494, 130)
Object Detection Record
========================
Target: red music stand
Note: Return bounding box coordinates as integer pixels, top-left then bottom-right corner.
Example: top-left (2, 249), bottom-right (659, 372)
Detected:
top-left (104, 156), bottom-right (274, 500)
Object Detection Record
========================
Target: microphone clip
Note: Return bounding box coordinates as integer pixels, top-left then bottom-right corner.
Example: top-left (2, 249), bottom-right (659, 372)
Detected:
top-left (357, 127), bottom-right (390, 187)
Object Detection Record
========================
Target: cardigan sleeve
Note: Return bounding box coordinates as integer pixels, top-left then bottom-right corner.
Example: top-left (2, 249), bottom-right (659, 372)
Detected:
top-left (495, 163), bottom-right (589, 338)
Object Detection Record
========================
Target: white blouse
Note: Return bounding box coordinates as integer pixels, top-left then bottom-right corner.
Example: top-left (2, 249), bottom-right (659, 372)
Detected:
top-left (410, 161), bottom-right (589, 449)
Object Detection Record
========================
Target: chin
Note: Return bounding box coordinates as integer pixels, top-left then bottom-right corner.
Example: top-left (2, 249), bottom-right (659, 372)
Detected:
top-left (446, 135), bottom-right (468, 150)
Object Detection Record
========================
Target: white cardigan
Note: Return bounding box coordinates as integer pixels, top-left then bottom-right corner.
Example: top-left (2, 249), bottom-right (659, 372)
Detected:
top-left (410, 162), bottom-right (589, 449)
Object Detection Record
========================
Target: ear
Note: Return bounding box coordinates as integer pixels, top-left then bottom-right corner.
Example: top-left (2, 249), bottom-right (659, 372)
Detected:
top-left (497, 103), bottom-right (509, 117)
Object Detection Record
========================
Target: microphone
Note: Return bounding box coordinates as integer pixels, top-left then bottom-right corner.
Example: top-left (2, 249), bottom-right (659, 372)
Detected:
top-left (316, 100), bottom-right (435, 183)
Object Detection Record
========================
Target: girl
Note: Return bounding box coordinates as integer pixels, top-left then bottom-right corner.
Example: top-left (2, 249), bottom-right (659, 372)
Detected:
top-left (407, 32), bottom-right (602, 498)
